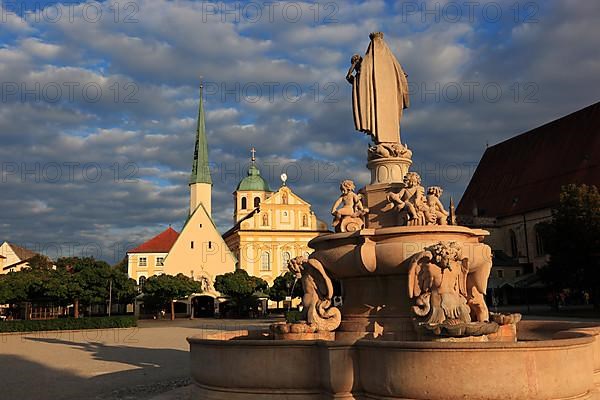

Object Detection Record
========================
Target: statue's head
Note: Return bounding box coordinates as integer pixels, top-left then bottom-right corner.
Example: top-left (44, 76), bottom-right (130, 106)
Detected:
top-left (340, 180), bottom-right (355, 194)
top-left (425, 241), bottom-right (463, 271)
top-left (404, 172), bottom-right (421, 188)
top-left (351, 54), bottom-right (362, 64)
top-left (427, 186), bottom-right (443, 197)
top-left (369, 32), bottom-right (384, 40)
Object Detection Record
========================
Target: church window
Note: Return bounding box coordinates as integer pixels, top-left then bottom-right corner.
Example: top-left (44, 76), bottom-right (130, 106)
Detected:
top-left (191, 241), bottom-right (194, 249)
top-left (138, 276), bottom-right (147, 288)
top-left (241, 197), bottom-right (247, 210)
top-left (282, 251), bottom-right (291, 266)
top-left (535, 225), bottom-right (545, 256)
top-left (302, 214), bottom-right (308, 227)
top-left (156, 257), bottom-right (164, 266)
top-left (262, 213), bottom-right (269, 226)
top-left (139, 257), bottom-right (147, 267)
top-left (261, 252), bottom-right (271, 271)
top-left (254, 196), bottom-right (261, 208)
top-left (509, 230), bottom-right (518, 258)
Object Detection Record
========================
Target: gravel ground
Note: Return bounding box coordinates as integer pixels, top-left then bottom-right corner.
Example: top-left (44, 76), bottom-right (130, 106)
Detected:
top-left (0, 318), bottom-right (274, 400)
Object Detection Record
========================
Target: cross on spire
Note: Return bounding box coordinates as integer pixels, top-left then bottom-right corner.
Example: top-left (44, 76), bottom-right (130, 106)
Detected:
top-left (250, 146), bottom-right (256, 162)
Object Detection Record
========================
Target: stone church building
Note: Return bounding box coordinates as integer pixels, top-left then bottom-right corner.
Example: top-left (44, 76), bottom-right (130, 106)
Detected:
top-left (223, 152), bottom-right (329, 285)
top-left (457, 102), bottom-right (600, 303)
top-left (127, 85), bottom-right (236, 317)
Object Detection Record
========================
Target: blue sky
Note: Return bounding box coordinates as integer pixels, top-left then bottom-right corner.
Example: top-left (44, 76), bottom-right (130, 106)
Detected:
top-left (1, 0), bottom-right (599, 263)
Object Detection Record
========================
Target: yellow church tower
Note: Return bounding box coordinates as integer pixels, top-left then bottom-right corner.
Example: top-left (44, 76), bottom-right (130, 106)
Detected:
top-left (189, 83), bottom-right (212, 216)
top-left (224, 150), bottom-right (330, 285)
top-left (233, 147), bottom-right (273, 223)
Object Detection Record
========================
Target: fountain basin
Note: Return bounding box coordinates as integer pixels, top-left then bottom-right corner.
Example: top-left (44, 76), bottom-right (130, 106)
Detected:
top-left (308, 226), bottom-right (491, 278)
top-left (308, 226), bottom-right (493, 340)
top-left (188, 321), bottom-right (600, 400)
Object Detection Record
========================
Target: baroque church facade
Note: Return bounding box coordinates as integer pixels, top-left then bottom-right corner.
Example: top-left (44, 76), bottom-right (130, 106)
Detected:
top-left (223, 152), bottom-right (329, 285)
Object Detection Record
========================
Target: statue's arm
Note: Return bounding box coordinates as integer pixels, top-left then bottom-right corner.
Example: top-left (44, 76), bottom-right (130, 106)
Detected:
top-left (345, 57), bottom-right (361, 84)
top-left (435, 197), bottom-right (449, 214)
top-left (331, 197), bottom-right (343, 215)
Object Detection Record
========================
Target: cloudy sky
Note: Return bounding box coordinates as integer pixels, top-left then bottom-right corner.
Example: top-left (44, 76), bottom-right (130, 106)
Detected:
top-left (1, 0), bottom-right (599, 263)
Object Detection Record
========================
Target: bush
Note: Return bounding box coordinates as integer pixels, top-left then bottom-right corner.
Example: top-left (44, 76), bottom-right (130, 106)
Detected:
top-left (0, 316), bottom-right (137, 332)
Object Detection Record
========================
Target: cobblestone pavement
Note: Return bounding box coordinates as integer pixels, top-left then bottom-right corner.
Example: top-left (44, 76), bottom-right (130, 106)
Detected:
top-left (0, 318), bottom-right (275, 400)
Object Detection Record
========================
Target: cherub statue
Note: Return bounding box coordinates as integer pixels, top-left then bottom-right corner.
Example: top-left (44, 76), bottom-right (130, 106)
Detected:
top-left (387, 172), bottom-right (429, 225)
top-left (425, 186), bottom-right (449, 225)
top-left (331, 180), bottom-right (368, 232)
top-left (408, 242), bottom-right (472, 325)
top-left (287, 256), bottom-right (341, 332)
top-left (408, 241), bottom-right (493, 327)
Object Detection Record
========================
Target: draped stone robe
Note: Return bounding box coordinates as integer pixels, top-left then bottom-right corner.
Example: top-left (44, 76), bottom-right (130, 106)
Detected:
top-left (352, 33), bottom-right (410, 144)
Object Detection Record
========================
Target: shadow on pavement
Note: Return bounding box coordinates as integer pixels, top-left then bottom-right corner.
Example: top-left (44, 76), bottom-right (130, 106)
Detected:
top-left (1, 337), bottom-right (190, 400)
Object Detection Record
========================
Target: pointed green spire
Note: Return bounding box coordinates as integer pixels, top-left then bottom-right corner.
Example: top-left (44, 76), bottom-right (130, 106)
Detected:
top-left (190, 83), bottom-right (212, 185)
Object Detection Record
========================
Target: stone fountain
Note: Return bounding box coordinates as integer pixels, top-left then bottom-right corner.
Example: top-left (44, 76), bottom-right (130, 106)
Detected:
top-left (188, 33), bottom-right (600, 400)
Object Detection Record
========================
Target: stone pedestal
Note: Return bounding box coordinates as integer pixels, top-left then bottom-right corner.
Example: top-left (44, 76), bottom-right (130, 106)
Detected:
top-left (360, 182), bottom-right (403, 229)
top-left (361, 157), bottom-right (412, 229)
top-left (336, 274), bottom-right (418, 341)
top-left (367, 157), bottom-right (411, 185)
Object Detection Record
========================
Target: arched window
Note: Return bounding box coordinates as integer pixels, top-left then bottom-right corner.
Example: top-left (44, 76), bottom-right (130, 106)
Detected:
top-left (262, 213), bottom-right (269, 226)
top-left (509, 229), bottom-right (518, 258)
top-left (535, 225), bottom-right (545, 256)
top-left (241, 197), bottom-right (247, 210)
top-left (282, 251), bottom-right (291, 267)
top-left (138, 276), bottom-right (147, 289)
top-left (254, 196), bottom-right (261, 208)
top-left (302, 214), bottom-right (308, 227)
top-left (261, 252), bottom-right (271, 271)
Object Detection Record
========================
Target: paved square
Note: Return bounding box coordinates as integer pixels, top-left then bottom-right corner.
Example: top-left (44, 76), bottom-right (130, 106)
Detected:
top-left (0, 319), bottom-right (273, 400)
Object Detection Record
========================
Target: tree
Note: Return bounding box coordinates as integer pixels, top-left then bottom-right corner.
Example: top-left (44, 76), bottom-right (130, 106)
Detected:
top-left (55, 256), bottom-right (136, 317)
top-left (0, 256), bottom-right (136, 319)
top-left (215, 270), bottom-right (268, 316)
top-left (538, 184), bottom-right (600, 307)
top-left (269, 272), bottom-right (303, 309)
top-left (113, 257), bottom-right (129, 274)
top-left (142, 274), bottom-right (201, 320)
top-left (27, 254), bottom-right (54, 270)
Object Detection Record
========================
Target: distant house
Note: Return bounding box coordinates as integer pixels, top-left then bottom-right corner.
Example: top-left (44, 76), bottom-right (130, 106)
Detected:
top-left (0, 241), bottom-right (40, 273)
top-left (127, 226), bottom-right (179, 285)
top-left (457, 102), bottom-right (600, 302)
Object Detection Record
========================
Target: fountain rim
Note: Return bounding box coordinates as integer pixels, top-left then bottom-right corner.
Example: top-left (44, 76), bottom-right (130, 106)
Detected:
top-left (187, 330), bottom-right (594, 350)
top-left (309, 225), bottom-right (489, 246)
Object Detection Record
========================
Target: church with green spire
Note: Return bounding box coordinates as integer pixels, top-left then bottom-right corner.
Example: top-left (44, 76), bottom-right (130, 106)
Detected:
top-left (189, 83), bottom-right (213, 216)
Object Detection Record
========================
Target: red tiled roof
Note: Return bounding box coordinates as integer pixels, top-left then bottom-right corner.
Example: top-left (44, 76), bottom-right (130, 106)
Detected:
top-left (457, 102), bottom-right (600, 218)
top-left (128, 227), bottom-right (179, 253)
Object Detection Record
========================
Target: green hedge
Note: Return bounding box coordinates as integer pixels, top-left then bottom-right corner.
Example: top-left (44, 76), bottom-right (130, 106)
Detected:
top-left (0, 316), bottom-right (137, 332)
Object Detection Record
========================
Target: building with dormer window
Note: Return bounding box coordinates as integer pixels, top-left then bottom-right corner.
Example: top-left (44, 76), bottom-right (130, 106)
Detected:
top-left (223, 151), bottom-right (330, 285)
